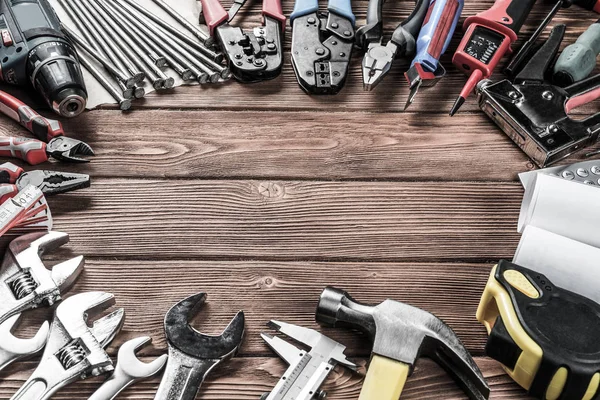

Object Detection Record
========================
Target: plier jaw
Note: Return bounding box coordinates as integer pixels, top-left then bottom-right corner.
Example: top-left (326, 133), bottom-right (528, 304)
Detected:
top-left (216, 16), bottom-right (284, 83)
top-left (47, 136), bottom-right (95, 163)
top-left (16, 170), bottom-right (91, 195)
top-left (291, 11), bottom-right (355, 95)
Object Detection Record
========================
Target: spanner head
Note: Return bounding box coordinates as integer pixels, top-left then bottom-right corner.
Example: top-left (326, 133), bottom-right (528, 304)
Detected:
top-left (3, 231), bottom-right (84, 292)
top-left (51, 292), bottom-right (125, 377)
top-left (116, 336), bottom-right (167, 379)
top-left (0, 314), bottom-right (49, 370)
top-left (164, 292), bottom-right (245, 361)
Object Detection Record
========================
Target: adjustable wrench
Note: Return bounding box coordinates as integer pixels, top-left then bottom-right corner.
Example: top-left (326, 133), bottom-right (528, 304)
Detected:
top-left (89, 336), bottom-right (167, 400)
top-left (11, 292), bottom-right (125, 400)
top-left (0, 231), bottom-right (84, 325)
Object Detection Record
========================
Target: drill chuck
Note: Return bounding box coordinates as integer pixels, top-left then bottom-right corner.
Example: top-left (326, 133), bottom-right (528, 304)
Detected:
top-left (0, 0), bottom-right (87, 117)
top-left (27, 38), bottom-right (87, 117)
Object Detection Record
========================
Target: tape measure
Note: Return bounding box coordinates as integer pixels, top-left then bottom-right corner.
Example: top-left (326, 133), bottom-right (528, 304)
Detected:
top-left (477, 260), bottom-right (600, 400)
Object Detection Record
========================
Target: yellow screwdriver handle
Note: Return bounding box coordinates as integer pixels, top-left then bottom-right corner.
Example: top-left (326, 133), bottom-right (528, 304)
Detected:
top-left (359, 355), bottom-right (411, 400)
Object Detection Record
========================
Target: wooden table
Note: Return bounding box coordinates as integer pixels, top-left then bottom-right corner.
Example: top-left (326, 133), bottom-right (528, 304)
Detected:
top-left (0, 1), bottom-right (597, 398)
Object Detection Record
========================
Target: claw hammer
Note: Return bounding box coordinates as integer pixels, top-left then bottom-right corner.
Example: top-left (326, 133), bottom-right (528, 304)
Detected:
top-left (316, 287), bottom-right (490, 400)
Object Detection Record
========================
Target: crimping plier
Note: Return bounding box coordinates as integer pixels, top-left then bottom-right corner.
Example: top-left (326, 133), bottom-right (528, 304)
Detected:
top-left (200, 0), bottom-right (285, 83)
top-left (290, 0), bottom-right (356, 94)
top-left (359, 0), bottom-right (430, 91)
top-left (0, 91), bottom-right (94, 165)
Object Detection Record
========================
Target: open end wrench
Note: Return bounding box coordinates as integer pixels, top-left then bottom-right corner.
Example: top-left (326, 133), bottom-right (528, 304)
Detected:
top-left (154, 292), bottom-right (245, 400)
top-left (0, 314), bottom-right (49, 371)
top-left (89, 336), bottom-right (168, 400)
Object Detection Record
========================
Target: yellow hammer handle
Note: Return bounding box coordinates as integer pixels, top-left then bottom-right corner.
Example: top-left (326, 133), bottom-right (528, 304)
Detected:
top-left (359, 355), bottom-right (411, 400)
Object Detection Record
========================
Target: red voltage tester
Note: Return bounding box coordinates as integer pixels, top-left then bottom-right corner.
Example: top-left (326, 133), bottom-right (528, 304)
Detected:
top-left (450, 0), bottom-right (538, 115)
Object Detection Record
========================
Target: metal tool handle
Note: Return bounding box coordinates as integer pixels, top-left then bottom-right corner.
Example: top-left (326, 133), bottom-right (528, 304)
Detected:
top-left (10, 376), bottom-right (54, 400)
top-left (89, 372), bottom-right (134, 400)
top-left (476, 0), bottom-right (538, 35)
top-left (412, 0), bottom-right (464, 71)
top-left (199, 0), bottom-right (228, 35)
top-left (328, 0), bottom-right (355, 25)
top-left (291, 0), bottom-right (319, 21)
top-left (263, 0), bottom-right (286, 26)
top-left (390, 0), bottom-right (431, 58)
top-left (0, 137), bottom-right (48, 165)
top-left (0, 91), bottom-right (64, 142)
top-left (154, 356), bottom-right (212, 400)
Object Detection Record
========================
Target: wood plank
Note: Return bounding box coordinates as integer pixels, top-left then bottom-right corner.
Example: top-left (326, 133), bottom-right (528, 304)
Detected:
top-left (49, 110), bottom-right (536, 181)
top-left (0, 357), bottom-right (534, 399)
top-left (9, 260), bottom-right (495, 357)
top-left (48, 179), bottom-right (523, 261)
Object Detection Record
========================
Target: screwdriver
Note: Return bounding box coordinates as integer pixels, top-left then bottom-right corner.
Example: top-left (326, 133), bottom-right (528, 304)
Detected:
top-left (404, 0), bottom-right (464, 110)
top-left (450, 0), bottom-right (538, 116)
top-left (553, 19), bottom-right (600, 86)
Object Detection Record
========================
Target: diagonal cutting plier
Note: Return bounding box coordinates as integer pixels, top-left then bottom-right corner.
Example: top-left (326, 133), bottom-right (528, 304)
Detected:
top-left (290, 0), bottom-right (356, 94)
top-left (0, 91), bottom-right (94, 165)
top-left (359, 0), bottom-right (430, 91)
top-left (200, 0), bottom-right (286, 82)
top-left (0, 162), bottom-right (90, 203)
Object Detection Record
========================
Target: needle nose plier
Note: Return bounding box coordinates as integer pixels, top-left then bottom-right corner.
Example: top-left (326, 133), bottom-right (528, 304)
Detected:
top-left (290, 0), bottom-right (356, 94)
top-left (0, 91), bottom-right (94, 165)
top-left (200, 0), bottom-right (286, 82)
top-left (0, 162), bottom-right (90, 203)
top-left (359, 0), bottom-right (430, 91)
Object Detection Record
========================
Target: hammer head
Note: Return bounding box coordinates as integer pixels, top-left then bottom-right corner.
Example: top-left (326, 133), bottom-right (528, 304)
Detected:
top-left (316, 287), bottom-right (490, 400)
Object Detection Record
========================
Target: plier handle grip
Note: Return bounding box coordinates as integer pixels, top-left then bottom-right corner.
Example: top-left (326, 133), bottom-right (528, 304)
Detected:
top-left (0, 91), bottom-right (93, 165)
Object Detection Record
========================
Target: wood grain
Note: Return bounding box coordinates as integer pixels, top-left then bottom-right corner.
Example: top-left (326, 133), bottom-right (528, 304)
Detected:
top-left (45, 179), bottom-right (523, 261)
top-left (0, 357), bottom-right (534, 399)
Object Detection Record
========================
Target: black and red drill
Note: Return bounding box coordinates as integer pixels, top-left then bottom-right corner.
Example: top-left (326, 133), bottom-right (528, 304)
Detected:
top-left (0, 0), bottom-right (87, 117)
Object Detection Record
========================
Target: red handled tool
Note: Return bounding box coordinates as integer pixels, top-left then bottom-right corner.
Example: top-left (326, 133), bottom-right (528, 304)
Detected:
top-left (0, 162), bottom-right (90, 204)
top-left (450, 0), bottom-right (538, 116)
top-left (0, 91), bottom-right (93, 165)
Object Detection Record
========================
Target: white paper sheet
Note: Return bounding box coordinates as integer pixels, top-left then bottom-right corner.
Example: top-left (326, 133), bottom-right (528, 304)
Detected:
top-left (518, 173), bottom-right (600, 248)
top-left (514, 226), bottom-right (600, 304)
top-left (50, 0), bottom-right (207, 109)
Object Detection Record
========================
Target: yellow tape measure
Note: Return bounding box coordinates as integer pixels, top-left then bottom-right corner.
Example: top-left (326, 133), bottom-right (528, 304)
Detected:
top-left (477, 260), bottom-right (600, 400)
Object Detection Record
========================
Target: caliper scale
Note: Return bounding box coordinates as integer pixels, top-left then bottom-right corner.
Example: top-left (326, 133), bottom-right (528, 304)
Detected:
top-left (261, 320), bottom-right (357, 400)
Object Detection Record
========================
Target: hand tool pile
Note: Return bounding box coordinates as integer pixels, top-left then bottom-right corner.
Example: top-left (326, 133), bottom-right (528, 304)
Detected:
top-left (53, 0), bottom-right (229, 110)
top-left (471, 160), bottom-right (600, 399)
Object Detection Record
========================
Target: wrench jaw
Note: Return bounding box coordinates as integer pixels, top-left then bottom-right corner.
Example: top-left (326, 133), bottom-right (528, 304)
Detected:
top-left (155, 293), bottom-right (245, 400)
top-left (0, 314), bottom-right (49, 371)
top-left (0, 232), bottom-right (84, 325)
top-left (10, 292), bottom-right (124, 400)
top-left (116, 336), bottom-right (168, 379)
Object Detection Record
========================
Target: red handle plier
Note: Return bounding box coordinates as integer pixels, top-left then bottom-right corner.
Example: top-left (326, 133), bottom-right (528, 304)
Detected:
top-left (0, 91), bottom-right (94, 165)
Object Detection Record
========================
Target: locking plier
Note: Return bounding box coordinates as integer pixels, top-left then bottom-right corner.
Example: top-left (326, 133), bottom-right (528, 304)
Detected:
top-left (290, 0), bottom-right (356, 94)
top-left (200, 0), bottom-right (285, 82)
top-left (359, 0), bottom-right (430, 91)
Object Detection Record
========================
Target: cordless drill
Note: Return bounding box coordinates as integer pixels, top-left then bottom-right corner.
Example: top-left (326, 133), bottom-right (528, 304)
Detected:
top-left (0, 0), bottom-right (87, 117)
